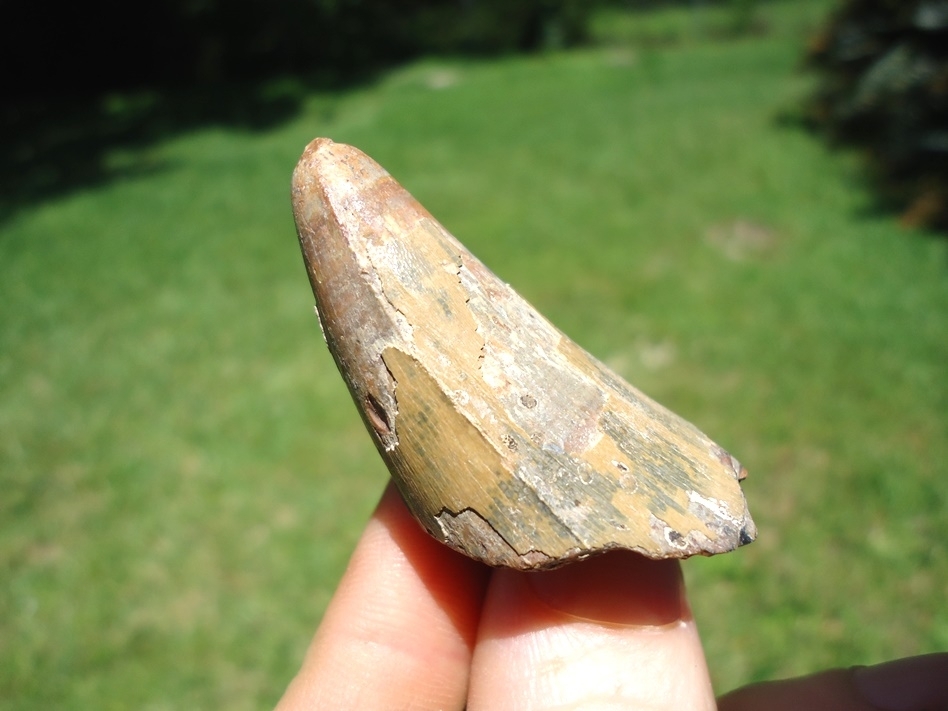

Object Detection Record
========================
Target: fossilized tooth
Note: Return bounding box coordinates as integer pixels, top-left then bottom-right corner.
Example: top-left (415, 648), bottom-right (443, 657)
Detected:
top-left (291, 137), bottom-right (757, 570)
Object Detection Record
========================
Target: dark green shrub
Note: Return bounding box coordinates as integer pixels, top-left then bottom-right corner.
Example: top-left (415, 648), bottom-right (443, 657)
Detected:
top-left (806, 0), bottom-right (948, 230)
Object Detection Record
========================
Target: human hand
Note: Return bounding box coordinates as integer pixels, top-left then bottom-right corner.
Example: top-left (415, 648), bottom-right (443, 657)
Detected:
top-left (275, 483), bottom-right (948, 710)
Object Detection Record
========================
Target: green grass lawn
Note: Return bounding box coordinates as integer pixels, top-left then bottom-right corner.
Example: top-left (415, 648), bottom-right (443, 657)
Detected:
top-left (2, 1), bottom-right (946, 707)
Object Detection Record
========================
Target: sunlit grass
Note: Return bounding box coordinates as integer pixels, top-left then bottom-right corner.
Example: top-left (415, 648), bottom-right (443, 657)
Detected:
top-left (2, 1), bottom-right (946, 706)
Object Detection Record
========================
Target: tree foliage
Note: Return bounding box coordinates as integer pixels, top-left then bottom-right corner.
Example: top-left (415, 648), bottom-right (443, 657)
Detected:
top-left (1, 1), bottom-right (592, 219)
top-left (806, 0), bottom-right (948, 230)
top-left (4, 0), bottom-right (592, 96)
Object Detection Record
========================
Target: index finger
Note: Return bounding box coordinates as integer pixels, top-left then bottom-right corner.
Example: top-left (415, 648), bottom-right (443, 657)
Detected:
top-left (275, 482), bottom-right (490, 710)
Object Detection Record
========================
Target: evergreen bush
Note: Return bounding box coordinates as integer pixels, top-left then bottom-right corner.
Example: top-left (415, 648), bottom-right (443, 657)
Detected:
top-left (3, 0), bottom-right (593, 95)
top-left (806, 0), bottom-right (948, 230)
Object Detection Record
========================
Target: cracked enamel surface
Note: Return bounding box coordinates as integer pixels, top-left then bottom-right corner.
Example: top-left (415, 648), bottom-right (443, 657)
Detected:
top-left (291, 138), bottom-right (757, 569)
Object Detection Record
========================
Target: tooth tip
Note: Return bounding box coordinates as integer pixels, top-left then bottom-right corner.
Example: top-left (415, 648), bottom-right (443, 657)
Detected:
top-left (293, 138), bottom-right (333, 191)
top-left (291, 139), bottom-right (357, 245)
top-left (300, 136), bottom-right (337, 160)
top-left (292, 138), bottom-right (390, 207)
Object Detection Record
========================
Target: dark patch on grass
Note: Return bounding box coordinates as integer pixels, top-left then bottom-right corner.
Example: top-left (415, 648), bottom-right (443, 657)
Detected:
top-left (0, 78), bottom-right (348, 225)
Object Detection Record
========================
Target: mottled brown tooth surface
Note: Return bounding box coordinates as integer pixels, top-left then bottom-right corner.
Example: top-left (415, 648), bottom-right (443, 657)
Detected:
top-left (291, 137), bottom-right (757, 570)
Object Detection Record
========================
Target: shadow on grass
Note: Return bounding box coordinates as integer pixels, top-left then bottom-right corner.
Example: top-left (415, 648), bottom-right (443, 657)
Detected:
top-left (0, 76), bottom-right (362, 226)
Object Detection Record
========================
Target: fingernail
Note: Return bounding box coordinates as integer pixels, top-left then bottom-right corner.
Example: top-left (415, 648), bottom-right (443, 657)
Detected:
top-left (527, 551), bottom-right (687, 627)
top-left (853, 653), bottom-right (948, 711)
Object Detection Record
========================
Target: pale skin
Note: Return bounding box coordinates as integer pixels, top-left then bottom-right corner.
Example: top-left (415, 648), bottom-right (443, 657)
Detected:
top-left (275, 483), bottom-right (947, 710)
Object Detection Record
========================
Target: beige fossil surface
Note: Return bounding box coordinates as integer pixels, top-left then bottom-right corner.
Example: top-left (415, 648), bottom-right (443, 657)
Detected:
top-left (292, 138), bottom-right (756, 570)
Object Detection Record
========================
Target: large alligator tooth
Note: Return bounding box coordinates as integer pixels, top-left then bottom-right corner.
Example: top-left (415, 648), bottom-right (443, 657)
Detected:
top-left (291, 138), bottom-right (756, 570)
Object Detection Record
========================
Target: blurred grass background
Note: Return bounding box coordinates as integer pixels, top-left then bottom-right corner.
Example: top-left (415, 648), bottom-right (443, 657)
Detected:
top-left (2, 0), bottom-right (946, 707)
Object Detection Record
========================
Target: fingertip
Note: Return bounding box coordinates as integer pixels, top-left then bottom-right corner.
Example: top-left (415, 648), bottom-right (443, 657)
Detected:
top-left (371, 482), bottom-right (492, 648)
top-left (468, 552), bottom-right (715, 711)
top-left (527, 551), bottom-right (687, 627)
top-left (276, 482), bottom-right (490, 710)
top-left (718, 670), bottom-right (867, 711)
top-left (719, 655), bottom-right (948, 711)
top-left (853, 653), bottom-right (948, 711)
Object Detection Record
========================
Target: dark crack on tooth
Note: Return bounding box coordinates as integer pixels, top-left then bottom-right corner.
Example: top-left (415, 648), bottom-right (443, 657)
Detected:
top-left (434, 508), bottom-right (557, 570)
top-left (366, 354), bottom-right (399, 450)
top-left (364, 392), bottom-right (392, 437)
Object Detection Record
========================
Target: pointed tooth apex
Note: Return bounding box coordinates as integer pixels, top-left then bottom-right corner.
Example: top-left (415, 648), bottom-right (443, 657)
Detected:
top-left (292, 138), bottom-right (757, 570)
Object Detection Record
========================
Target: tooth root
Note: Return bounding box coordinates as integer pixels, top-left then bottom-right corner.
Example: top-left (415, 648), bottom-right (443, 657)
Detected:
top-left (291, 137), bottom-right (756, 570)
